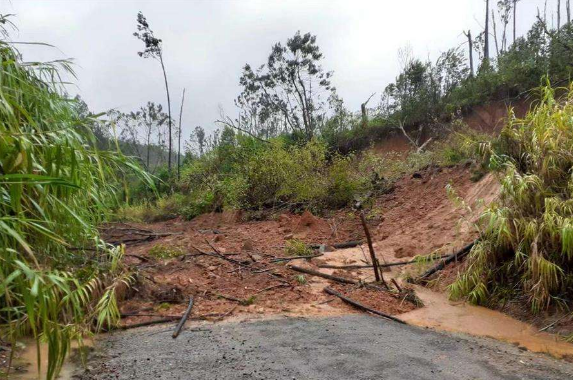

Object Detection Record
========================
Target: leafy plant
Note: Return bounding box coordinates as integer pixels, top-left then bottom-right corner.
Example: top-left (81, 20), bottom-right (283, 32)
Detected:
top-left (148, 244), bottom-right (184, 259)
top-left (285, 239), bottom-right (313, 257)
top-left (449, 85), bottom-right (573, 313)
top-left (0, 23), bottom-right (148, 379)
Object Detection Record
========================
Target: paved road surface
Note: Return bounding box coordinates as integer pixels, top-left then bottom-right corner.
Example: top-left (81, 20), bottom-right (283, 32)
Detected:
top-left (76, 315), bottom-right (573, 380)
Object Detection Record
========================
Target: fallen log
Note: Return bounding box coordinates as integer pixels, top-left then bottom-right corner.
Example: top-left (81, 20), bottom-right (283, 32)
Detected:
top-left (323, 287), bottom-right (406, 324)
top-left (289, 265), bottom-right (358, 285)
top-left (318, 254), bottom-right (451, 270)
top-left (271, 254), bottom-right (323, 263)
top-left (173, 296), bottom-right (195, 339)
top-left (309, 240), bottom-right (363, 250)
top-left (414, 241), bottom-right (476, 282)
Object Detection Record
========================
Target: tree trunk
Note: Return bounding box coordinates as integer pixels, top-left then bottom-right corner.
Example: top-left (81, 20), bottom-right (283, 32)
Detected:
top-left (484, 0), bottom-right (490, 65)
top-left (465, 30), bottom-right (474, 77)
top-left (177, 88), bottom-right (186, 180)
top-left (558, 0), bottom-right (562, 30)
top-left (513, 0), bottom-right (517, 43)
top-left (159, 54), bottom-right (172, 172)
top-left (492, 10), bottom-right (500, 57)
top-left (567, 0), bottom-right (571, 23)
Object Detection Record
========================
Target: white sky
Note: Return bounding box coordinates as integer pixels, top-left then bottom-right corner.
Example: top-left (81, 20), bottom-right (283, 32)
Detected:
top-left (4, 0), bottom-right (563, 138)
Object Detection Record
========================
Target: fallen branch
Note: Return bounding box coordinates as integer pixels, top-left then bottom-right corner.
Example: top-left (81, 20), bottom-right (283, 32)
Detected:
top-left (414, 241), bottom-right (475, 282)
top-left (289, 265), bottom-right (358, 285)
top-left (318, 254), bottom-right (451, 270)
top-left (309, 240), bottom-right (363, 250)
top-left (173, 296), bottom-right (194, 339)
top-left (271, 254), bottom-right (323, 262)
top-left (323, 287), bottom-right (406, 324)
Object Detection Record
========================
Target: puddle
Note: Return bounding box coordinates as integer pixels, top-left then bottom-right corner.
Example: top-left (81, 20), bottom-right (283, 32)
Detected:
top-left (9, 338), bottom-right (91, 379)
top-left (399, 286), bottom-right (573, 359)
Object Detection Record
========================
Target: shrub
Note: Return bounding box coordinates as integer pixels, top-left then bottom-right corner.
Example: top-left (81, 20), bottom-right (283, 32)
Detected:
top-left (148, 244), bottom-right (184, 259)
top-left (449, 86), bottom-right (573, 313)
top-left (285, 239), bottom-right (313, 257)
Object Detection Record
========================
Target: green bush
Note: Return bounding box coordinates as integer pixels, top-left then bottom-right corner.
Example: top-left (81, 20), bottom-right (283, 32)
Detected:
top-left (449, 86), bottom-right (573, 313)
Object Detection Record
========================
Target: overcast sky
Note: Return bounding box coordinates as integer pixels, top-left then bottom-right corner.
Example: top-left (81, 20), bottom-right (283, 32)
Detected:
top-left (5, 0), bottom-right (562, 139)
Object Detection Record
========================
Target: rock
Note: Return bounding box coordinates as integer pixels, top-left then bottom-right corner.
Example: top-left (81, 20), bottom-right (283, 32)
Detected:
top-left (284, 233), bottom-right (294, 240)
top-left (241, 239), bottom-right (254, 251)
top-left (251, 254), bottom-right (263, 262)
top-left (213, 234), bottom-right (224, 242)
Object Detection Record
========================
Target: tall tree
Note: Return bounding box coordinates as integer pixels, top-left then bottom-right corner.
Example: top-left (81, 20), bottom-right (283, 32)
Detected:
top-left (177, 88), bottom-right (185, 179)
top-left (558, 0), bottom-right (562, 30)
top-left (567, 0), bottom-right (571, 23)
top-left (134, 12), bottom-right (174, 172)
top-left (463, 30), bottom-right (474, 77)
top-left (485, 0), bottom-right (490, 64)
top-left (237, 31), bottom-right (336, 140)
top-left (513, 0), bottom-right (517, 43)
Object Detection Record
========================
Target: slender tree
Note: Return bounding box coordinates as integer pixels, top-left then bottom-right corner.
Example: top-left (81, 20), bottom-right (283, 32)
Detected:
top-left (513, 0), bottom-right (517, 43)
top-left (177, 88), bottom-right (185, 180)
top-left (134, 12), bottom-right (173, 172)
top-left (567, 0), bottom-right (571, 23)
top-left (484, 0), bottom-right (490, 64)
top-left (464, 30), bottom-right (474, 77)
top-left (558, 0), bottom-right (562, 30)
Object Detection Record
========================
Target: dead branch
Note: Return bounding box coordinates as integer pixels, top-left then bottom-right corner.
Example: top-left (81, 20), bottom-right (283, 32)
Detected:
top-left (172, 296), bottom-right (194, 338)
top-left (309, 240), bottom-right (363, 250)
top-left (323, 287), bottom-right (406, 324)
top-left (271, 254), bottom-right (323, 263)
top-left (413, 241), bottom-right (475, 282)
top-left (289, 265), bottom-right (358, 285)
top-left (317, 254), bottom-right (450, 269)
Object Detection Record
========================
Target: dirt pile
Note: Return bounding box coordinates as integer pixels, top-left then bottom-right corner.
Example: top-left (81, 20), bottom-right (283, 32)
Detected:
top-left (106, 163), bottom-right (499, 329)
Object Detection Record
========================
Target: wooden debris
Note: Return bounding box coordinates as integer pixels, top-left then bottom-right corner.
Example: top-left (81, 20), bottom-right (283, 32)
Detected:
top-left (271, 254), bottom-right (323, 263)
top-left (309, 240), bottom-right (363, 250)
top-left (173, 296), bottom-right (195, 339)
top-left (318, 254), bottom-right (450, 270)
top-left (414, 241), bottom-right (475, 282)
top-left (289, 265), bottom-right (358, 285)
top-left (324, 287), bottom-right (406, 324)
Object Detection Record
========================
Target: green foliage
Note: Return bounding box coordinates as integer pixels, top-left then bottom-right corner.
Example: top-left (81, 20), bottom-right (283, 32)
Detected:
top-left (148, 244), bottom-right (184, 259)
top-left (0, 31), bottom-right (147, 378)
top-left (285, 239), bottom-right (313, 257)
top-left (449, 86), bottom-right (573, 312)
top-left (176, 135), bottom-right (370, 216)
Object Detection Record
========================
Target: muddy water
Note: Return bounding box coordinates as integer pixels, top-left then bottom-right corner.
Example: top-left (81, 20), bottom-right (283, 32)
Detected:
top-left (399, 286), bottom-right (573, 359)
top-left (10, 339), bottom-right (91, 379)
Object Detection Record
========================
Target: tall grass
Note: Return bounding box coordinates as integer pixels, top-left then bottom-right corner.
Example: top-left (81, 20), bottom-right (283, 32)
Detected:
top-left (0, 22), bottom-right (147, 379)
top-left (449, 85), bottom-right (573, 313)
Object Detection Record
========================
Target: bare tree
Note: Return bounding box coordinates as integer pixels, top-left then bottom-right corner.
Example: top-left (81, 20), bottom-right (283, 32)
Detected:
top-left (360, 93), bottom-right (376, 127)
top-left (513, 0), bottom-right (518, 43)
top-left (134, 12), bottom-right (174, 172)
top-left (492, 9), bottom-right (500, 57)
top-left (177, 88), bottom-right (185, 180)
top-left (398, 121), bottom-right (432, 153)
top-left (567, 0), bottom-right (571, 23)
top-left (463, 30), bottom-right (474, 77)
top-left (485, 0), bottom-right (490, 64)
top-left (558, 0), bottom-right (562, 30)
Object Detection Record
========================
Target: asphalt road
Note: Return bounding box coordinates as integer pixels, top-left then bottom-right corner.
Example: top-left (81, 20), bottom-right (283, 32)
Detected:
top-left (75, 315), bottom-right (573, 380)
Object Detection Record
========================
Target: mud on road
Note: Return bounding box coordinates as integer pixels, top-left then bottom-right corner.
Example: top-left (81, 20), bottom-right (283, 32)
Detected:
top-left (76, 315), bottom-right (573, 380)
